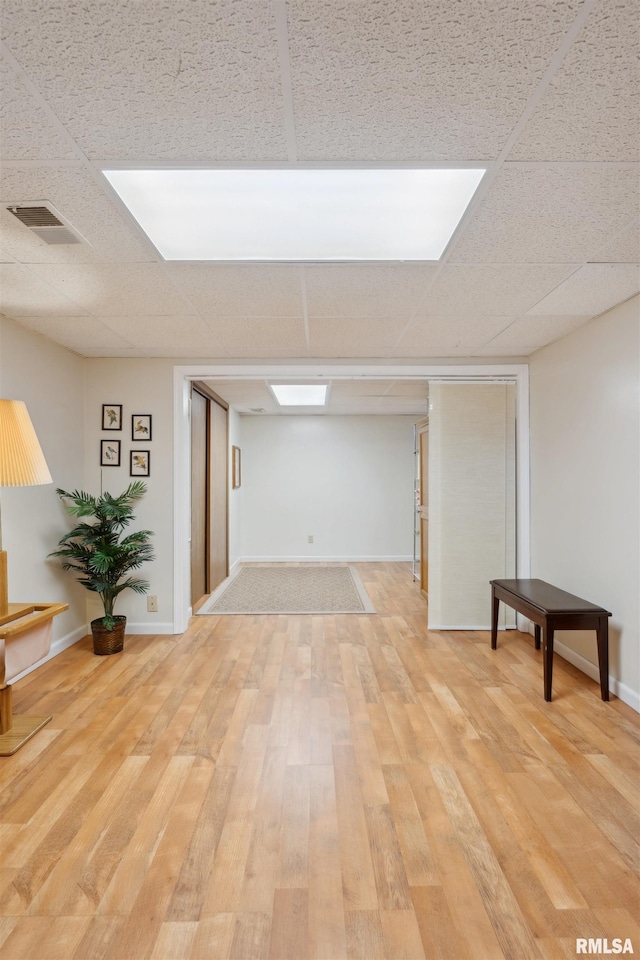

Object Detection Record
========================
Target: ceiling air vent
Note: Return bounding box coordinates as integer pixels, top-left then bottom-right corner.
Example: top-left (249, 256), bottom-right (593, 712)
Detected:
top-left (6, 201), bottom-right (85, 245)
top-left (249, 408), bottom-right (266, 413)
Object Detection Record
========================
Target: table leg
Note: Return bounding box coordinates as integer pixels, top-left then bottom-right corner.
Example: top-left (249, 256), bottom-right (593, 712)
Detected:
top-left (534, 625), bottom-right (541, 650)
top-left (596, 618), bottom-right (610, 701)
top-left (491, 588), bottom-right (499, 649)
top-left (542, 623), bottom-right (554, 702)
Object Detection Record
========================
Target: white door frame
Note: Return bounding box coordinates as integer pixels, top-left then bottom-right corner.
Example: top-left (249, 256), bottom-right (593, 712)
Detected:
top-left (172, 362), bottom-right (530, 633)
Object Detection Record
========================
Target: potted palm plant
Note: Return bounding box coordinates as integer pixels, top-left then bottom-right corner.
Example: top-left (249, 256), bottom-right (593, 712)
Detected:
top-left (50, 481), bottom-right (155, 655)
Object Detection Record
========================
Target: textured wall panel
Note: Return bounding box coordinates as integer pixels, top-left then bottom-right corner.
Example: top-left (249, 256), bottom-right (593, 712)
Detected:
top-left (428, 383), bottom-right (516, 628)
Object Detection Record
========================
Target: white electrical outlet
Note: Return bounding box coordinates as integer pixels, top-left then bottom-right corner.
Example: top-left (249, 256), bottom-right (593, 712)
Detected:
top-left (308, 535), bottom-right (314, 543)
top-left (147, 595), bottom-right (158, 612)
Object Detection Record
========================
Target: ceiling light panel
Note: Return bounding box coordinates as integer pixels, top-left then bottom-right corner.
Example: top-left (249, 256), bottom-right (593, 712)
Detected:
top-left (102, 168), bottom-right (486, 262)
top-left (271, 384), bottom-right (328, 406)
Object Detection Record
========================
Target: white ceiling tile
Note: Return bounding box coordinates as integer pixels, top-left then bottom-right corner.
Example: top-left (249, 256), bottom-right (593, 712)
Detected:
top-left (474, 315), bottom-right (592, 355)
top-left (526, 263), bottom-right (640, 316)
top-left (166, 264), bottom-right (303, 316)
top-left (100, 315), bottom-right (228, 357)
top-left (205, 380), bottom-right (278, 412)
top-left (13, 316), bottom-right (139, 356)
top-left (288, 0), bottom-right (581, 160)
top-left (0, 1), bottom-right (288, 161)
top-left (308, 317), bottom-right (408, 357)
top-left (448, 165), bottom-right (639, 263)
top-left (24, 263), bottom-right (193, 315)
top-left (207, 317), bottom-right (308, 358)
top-left (0, 263), bottom-right (86, 316)
top-left (590, 219), bottom-right (640, 264)
top-left (511, 1), bottom-right (639, 161)
top-left (304, 265), bottom-right (436, 318)
top-left (0, 59), bottom-right (77, 160)
top-left (0, 164), bottom-right (155, 262)
top-left (422, 264), bottom-right (577, 317)
top-left (393, 315), bottom-right (513, 357)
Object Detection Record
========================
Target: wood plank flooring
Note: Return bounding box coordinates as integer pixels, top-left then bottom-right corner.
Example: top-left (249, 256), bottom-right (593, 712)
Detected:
top-left (0, 563), bottom-right (638, 960)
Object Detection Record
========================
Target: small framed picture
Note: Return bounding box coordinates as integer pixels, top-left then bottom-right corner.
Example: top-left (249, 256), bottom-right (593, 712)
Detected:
top-left (130, 449), bottom-right (150, 477)
top-left (232, 445), bottom-right (241, 488)
top-left (101, 439), bottom-right (121, 466)
top-left (102, 404), bottom-right (122, 431)
top-left (132, 414), bottom-right (152, 441)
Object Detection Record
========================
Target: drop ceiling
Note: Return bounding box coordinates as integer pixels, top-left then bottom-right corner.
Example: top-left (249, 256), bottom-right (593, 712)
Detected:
top-left (0, 0), bottom-right (637, 384)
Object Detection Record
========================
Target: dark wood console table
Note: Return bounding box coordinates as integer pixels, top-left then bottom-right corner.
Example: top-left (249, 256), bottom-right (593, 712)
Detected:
top-left (490, 579), bottom-right (611, 702)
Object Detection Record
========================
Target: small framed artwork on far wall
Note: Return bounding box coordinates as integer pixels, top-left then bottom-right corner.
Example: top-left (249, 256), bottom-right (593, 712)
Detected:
top-left (130, 450), bottom-right (150, 477)
top-left (101, 439), bottom-right (121, 466)
top-left (102, 404), bottom-right (122, 430)
top-left (132, 414), bottom-right (152, 441)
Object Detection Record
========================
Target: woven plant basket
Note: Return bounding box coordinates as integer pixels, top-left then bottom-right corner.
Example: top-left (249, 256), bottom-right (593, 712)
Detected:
top-left (91, 616), bottom-right (126, 656)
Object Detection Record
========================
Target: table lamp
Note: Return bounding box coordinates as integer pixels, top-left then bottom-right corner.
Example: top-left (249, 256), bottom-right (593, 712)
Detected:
top-left (0, 399), bottom-right (52, 615)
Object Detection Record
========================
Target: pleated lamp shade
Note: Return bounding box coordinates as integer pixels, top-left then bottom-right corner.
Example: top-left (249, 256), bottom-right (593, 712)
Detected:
top-left (0, 399), bottom-right (52, 487)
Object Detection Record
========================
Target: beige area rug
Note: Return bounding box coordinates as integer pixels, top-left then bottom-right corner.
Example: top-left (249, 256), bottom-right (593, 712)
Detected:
top-left (196, 564), bottom-right (375, 615)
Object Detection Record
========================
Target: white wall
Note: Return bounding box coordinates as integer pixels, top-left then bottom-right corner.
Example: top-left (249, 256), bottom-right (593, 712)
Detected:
top-left (530, 296), bottom-right (640, 707)
top-left (83, 359), bottom-right (175, 632)
top-left (0, 317), bottom-right (87, 649)
top-left (240, 415), bottom-right (415, 561)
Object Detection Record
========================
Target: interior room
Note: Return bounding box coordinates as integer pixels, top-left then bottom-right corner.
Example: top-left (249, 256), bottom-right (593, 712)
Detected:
top-left (0, 2), bottom-right (638, 958)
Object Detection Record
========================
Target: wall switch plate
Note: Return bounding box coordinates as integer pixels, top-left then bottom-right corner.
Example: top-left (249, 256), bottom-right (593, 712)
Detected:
top-left (147, 595), bottom-right (158, 612)
top-left (308, 535), bottom-right (314, 543)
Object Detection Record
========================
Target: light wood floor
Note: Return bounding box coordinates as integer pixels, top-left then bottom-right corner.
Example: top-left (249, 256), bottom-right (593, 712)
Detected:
top-left (0, 563), bottom-right (638, 960)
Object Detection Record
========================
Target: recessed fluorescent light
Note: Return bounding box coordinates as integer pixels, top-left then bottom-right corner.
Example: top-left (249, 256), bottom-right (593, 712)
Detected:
top-left (102, 167), bottom-right (486, 261)
top-left (271, 384), bottom-right (328, 406)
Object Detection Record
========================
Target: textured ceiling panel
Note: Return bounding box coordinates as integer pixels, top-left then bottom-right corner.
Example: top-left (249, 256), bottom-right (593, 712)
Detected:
top-left (287, 0), bottom-right (581, 160)
top-left (0, 263), bottom-right (85, 315)
top-left (204, 380), bottom-right (279, 412)
top-left (0, 0), bottom-right (288, 161)
top-left (308, 317), bottom-right (408, 357)
top-left (304, 265), bottom-right (436, 318)
top-left (590, 219), bottom-right (640, 264)
top-left (511, 1), bottom-right (639, 161)
top-left (474, 315), bottom-right (591, 355)
top-left (448, 165), bottom-right (639, 264)
top-left (526, 263), bottom-right (640, 316)
top-left (0, 59), bottom-right (77, 160)
top-left (100, 315), bottom-right (228, 357)
top-left (394, 315), bottom-right (513, 357)
top-left (206, 317), bottom-right (308, 357)
top-left (165, 264), bottom-right (304, 316)
top-left (421, 264), bottom-right (577, 317)
top-left (14, 316), bottom-right (139, 356)
top-left (0, 165), bottom-right (155, 262)
top-left (24, 263), bottom-right (193, 316)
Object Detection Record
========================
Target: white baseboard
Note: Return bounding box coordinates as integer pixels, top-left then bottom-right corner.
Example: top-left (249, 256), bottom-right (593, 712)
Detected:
top-left (553, 639), bottom-right (639, 713)
top-left (239, 555), bottom-right (413, 563)
top-left (125, 622), bottom-right (176, 635)
top-left (11, 622), bottom-right (89, 684)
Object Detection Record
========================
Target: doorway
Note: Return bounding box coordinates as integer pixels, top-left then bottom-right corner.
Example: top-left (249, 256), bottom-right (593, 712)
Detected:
top-left (190, 383), bottom-right (229, 608)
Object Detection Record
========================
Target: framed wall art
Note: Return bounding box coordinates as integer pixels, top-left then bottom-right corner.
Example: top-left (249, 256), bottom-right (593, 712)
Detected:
top-left (232, 445), bottom-right (241, 488)
top-left (132, 414), bottom-right (152, 441)
top-left (102, 404), bottom-right (122, 430)
top-left (100, 439), bottom-right (121, 466)
top-left (130, 450), bottom-right (150, 477)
